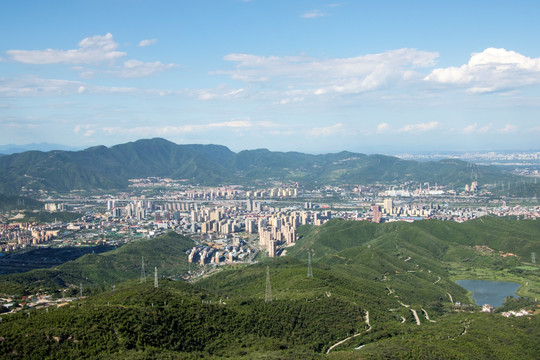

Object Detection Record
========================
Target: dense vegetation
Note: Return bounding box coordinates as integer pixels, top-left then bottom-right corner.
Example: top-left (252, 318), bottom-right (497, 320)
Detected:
top-left (0, 232), bottom-right (193, 296)
top-left (0, 219), bottom-right (539, 359)
top-left (0, 138), bottom-right (514, 194)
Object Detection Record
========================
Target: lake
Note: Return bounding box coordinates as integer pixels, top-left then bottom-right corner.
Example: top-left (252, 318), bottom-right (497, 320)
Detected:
top-left (455, 279), bottom-right (521, 307)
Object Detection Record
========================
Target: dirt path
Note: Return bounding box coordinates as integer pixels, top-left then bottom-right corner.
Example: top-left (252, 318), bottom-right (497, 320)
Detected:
top-left (446, 292), bottom-right (454, 304)
top-left (433, 276), bottom-right (441, 284)
top-left (326, 310), bottom-right (371, 354)
top-left (398, 300), bottom-right (410, 308)
top-left (410, 308), bottom-right (421, 325)
top-left (421, 308), bottom-right (436, 322)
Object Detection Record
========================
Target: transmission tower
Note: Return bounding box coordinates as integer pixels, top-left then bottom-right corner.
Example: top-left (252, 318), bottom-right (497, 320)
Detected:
top-left (140, 256), bottom-right (146, 283)
top-left (532, 252), bottom-right (537, 264)
top-left (154, 267), bottom-right (158, 289)
top-left (307, 250), bottom-right (313, 278)
top-left (265, 266), bottom-right (272, 303)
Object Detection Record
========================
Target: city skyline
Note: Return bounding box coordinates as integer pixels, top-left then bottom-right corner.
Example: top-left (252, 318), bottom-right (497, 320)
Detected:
top-left (2, 1), bottom-right (540, 154)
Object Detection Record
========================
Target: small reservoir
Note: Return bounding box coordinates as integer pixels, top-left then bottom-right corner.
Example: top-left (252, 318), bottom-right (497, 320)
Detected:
top-left (456, 279), bottom-right (521, 307)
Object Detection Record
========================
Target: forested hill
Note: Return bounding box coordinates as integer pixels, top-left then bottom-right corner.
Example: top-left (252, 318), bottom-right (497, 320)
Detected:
top-left (0, 138), bottom-right (512, 194)
top-left (0, 231), bottom-right (193, 295)
top-left (0, 218), bottom-right (539, 359)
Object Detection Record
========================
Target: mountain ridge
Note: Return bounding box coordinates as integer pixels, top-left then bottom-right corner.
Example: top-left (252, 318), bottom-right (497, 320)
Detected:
top-left (0, 137), bottom-right (513, 194)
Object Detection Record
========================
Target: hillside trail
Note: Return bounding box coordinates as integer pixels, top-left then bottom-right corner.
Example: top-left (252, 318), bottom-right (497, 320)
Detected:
top-left (326, 310), bottom-right (371, 354)
top-left (422, 308), bottom-right (436, 322)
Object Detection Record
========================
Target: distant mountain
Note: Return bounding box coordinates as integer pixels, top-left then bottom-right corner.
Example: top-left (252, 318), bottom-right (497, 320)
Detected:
top-left (0, 142), bottom-right (82, 154)
top-left (0, 138), bottom-right (515, 194)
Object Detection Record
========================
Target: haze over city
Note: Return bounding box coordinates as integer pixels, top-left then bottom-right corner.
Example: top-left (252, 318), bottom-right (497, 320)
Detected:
top-left (2, 1), bottom-right (540, 153)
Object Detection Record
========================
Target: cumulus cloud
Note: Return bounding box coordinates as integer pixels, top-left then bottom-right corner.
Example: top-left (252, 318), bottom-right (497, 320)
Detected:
top-left (376, 122), bottom-right (390, 133)
top-left (398, 121), bottom-right (439, 133)
top-left (477, 124), bottom-right (492, 134)
top-left (425, 48), bottom-right (540, 93)
top-left (6, 34), bottom-right (177, 79)
top-left (7, 33), bottom-right (126, 64)
top-left (462, 123), bottom-right (491, 134)
top-left (301, 9), bottom-right (326, 18)
top-left (498, 124), bottom-right (517, 133)
top-left (138, 38), bottom-right (158, 47)
top-left (463, 123), bottom-right (477, 134)
top-left (219, 49), bottom-right (438, 97)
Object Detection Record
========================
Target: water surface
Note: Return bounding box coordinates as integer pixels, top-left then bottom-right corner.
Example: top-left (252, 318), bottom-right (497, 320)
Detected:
top-left (456, 279), bottom-right (521, 307)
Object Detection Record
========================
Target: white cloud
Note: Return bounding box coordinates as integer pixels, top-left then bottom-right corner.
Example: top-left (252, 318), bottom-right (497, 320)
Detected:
top-left (398, 121), bottom-right (439, 133)
top-left (7, 33), bottom-right (126, 64)
top-left (463, 123), bottom-right (477, 134)
top-left (498, 124), bottom-right (517, 133)
top-left (0, 76), bottom-right (86, 96)
top-left (425, 48), bottom-right (540, 93)
top-left (100, 120), bottom-right (277, 137)
top-left (376, 122), bottom-right (390, 133)
top-left (274, 96), bottom-right (305, 105)
top-left (462, 123), bottom-right (491, 134)
top-left (477, 124), bottom-right (492, 134)
top-left (0, 76), bottom-right (141, 97)
top-left (219, 49), bottom-right (438, 97)
top-left (301, 9), bottom-right (326, 18)
top-left (307, 123), bottom-right (345, 137)
top-left (115, 59), bottom-right (176, 78)
top-left (138, 38), bottom-right (158, 47)
top-left (193, 85), bottom-right (245, 100)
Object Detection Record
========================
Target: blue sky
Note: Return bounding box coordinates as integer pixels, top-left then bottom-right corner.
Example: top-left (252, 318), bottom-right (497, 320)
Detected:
top-left (1, 0), bottom-right (540, 154)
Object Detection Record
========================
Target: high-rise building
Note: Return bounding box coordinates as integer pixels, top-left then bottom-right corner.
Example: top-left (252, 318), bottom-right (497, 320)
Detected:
top-left (383, 198), bottom-right (393, 214)
top-left (372, 205), bottom-right (382, 223)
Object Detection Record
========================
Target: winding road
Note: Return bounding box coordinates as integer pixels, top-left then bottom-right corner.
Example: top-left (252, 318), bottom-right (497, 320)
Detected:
top-left (326, 310), bottom-right (371, 354)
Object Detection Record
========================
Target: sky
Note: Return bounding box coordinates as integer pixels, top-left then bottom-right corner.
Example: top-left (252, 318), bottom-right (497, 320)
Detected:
top-left (1, 0), bottom-right (540, 154)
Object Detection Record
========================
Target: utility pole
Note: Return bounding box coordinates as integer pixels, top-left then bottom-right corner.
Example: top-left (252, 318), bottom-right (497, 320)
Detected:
top-left (140, 256), bottom-right (146, 283)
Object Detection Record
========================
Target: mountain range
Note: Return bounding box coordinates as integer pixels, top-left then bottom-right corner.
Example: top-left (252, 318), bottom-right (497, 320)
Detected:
top-left (0, 138), bottom-right (514, 195)
top-left (0, 142), bottom-right (81, 155)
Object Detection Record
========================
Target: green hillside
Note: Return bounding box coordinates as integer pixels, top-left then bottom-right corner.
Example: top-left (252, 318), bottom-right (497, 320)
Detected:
top-left (0, 219), bottom-right (539, 359)
top-left (0, 138), bottom-right (516, 194)
top-left (0, 231), bottom-right (193, 296)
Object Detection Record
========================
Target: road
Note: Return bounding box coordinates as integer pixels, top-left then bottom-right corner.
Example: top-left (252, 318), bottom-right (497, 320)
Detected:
top-left (326, 310), bottom-right (371, 354)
